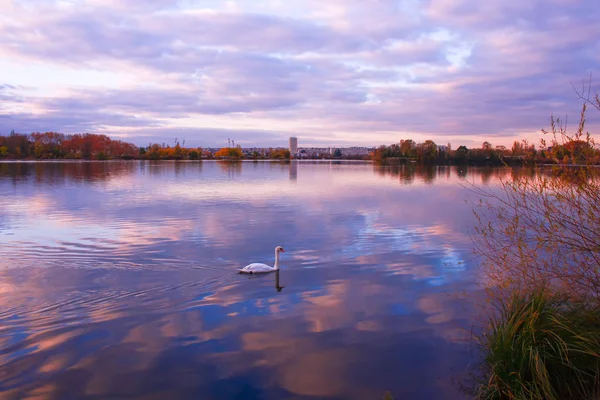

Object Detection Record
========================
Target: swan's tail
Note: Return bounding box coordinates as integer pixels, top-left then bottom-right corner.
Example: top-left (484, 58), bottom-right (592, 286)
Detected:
top-left (237, 269), bottom-right (252, 274)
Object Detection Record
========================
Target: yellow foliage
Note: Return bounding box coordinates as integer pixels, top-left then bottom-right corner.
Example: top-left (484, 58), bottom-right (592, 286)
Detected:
top-left (269, 149), bottom-right (291, 159)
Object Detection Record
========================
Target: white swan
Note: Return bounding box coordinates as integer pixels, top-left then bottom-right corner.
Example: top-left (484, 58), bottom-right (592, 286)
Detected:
top-left (239, 246), bottom-right (285, 274)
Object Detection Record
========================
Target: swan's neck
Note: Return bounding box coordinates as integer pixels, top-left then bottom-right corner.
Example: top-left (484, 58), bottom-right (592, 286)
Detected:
top-left (274, 251), bottom-right (280, 270)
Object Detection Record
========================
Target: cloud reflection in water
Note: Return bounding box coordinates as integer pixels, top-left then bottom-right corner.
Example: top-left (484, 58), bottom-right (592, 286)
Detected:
top-left (0, 161), bottom-right (501, 399)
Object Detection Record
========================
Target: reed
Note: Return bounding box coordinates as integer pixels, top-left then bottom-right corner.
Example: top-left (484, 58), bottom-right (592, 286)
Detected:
top-left (477, 292), bottom-right (600, 400)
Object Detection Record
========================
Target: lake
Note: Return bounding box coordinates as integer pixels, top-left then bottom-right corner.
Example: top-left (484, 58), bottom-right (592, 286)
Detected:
top-left (0, 161), bottom-right (499, 400)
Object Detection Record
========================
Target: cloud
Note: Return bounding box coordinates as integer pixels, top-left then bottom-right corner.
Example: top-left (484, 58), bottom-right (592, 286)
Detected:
top-left (0, 0), bottom-right (599, 147)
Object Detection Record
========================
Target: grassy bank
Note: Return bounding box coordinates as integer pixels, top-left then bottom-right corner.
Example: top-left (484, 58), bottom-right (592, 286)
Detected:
top-left (477, 292), bottom-right (600, 400)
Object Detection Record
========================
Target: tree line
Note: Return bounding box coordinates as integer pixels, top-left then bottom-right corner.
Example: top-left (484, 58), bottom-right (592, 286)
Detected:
top-left (0, 131), bottom-right (139, 160)
top-left (0, 131), bottom-right (294, 161)
top-left (373, 138), bottom-right (600, 165)
top-left (3, 130), bottom-right (598, 164)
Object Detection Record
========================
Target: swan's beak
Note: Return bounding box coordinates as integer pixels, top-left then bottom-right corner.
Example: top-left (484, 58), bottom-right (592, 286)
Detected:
top-left (280, 249), bottom-right (285, 252)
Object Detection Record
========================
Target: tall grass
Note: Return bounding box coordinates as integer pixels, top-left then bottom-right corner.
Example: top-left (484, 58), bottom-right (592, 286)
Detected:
top-left (478, 292), bottom-right (600, 400)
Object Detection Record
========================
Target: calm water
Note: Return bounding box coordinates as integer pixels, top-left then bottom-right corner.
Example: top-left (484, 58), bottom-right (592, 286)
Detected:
top-left (0, 161), bottom-right (500, 400)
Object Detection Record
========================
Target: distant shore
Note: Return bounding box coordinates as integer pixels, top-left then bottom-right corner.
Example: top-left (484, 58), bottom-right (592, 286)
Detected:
top-left (0, 158), bottom-right (373, 163)
top-left (3, 131), bottom-right (598, 166)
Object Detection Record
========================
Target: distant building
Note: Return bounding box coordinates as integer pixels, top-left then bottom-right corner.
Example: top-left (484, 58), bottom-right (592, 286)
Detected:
top-left (289, 137), bottom-right (298, 154)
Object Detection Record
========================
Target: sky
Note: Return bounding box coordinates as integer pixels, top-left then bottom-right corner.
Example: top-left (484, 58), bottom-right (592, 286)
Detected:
top-left (0, 0), bottom-right (599, 148)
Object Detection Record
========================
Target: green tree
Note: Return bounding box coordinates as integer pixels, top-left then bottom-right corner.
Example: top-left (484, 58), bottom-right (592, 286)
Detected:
top-left (454, 145), bottom-right (469, 164)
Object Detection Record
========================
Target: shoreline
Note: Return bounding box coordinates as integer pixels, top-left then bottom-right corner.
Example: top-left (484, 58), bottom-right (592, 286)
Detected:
top-left (0, 158), bottom-right (373, 163)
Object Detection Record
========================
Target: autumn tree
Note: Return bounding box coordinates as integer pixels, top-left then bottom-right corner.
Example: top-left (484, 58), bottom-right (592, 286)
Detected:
top-left (30, 132), bottom-right (65, 158)
top-left (269, 149), bottom-right (291, 159)
top-left (5, 132), bottom-right (30, 158)
top-left (416, 140), bottom-right (437, 163)
top-left (474, 95), bottom-right (600, 304)
top-left (146, 144), bottom-right (161, 160)
top-left (372, 144), bottom-right (401, 163)
top-left (173, 142), bottom-right (183, 159)
top-left (494, 145), bottom-right (508, 155)
top-left (215, 146), bottom-right (243, 159)
top-left (0, 131), bottom-right (138, 159)
top-left (399, 139), bottom-right (416, 157)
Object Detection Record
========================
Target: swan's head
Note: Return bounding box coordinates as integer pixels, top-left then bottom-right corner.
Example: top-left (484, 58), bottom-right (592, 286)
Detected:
top-left (275, 246), bottom-right (285, 253)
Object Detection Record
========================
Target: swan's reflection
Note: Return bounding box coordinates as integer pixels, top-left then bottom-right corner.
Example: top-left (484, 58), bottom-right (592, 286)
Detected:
top-left (275, 270), bottom-right (284, 292)
top-left (241, 270), bottom-right (285, 292)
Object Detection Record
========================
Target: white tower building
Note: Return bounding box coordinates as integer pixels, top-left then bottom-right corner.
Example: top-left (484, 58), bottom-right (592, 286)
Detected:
top-left (289, 137), bottom-right (298, 154)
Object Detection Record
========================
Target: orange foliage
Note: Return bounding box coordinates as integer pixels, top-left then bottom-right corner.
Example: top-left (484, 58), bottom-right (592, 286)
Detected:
top-left (60, 133), bottom-right (138, 159)
top-left (0, 131), bottom-right (139, 159)
top-left (215, 147), bottom-right (244, 159)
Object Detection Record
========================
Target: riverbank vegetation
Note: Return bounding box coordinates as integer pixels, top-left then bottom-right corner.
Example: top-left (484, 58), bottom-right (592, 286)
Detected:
top-left (3, 130), bottom-right (598, 165)
top-left (478, 292), bottom-right (600, 400)
top-left (0, 131), bottom-right (140, 160)
top-left (0, 131), bottom-right (296, 161)
top-left (373, 138), bottom-right (600, 166)
top-left (474, 87), bottom-right (600, 399)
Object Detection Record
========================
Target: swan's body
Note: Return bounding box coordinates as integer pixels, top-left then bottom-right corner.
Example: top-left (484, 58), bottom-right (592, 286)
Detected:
top-left (240, 263), bottom-right (275, 273)
top-left (239, 246), bottom-right (285, 274)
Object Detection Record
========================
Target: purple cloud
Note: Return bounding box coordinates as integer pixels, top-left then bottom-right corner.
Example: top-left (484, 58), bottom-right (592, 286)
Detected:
top-left (0, 0), bottom-right (598, 147)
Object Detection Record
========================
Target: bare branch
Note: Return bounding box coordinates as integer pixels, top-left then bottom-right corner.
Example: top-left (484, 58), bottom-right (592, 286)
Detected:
top-left (571, 72), bottom-right (600, 111)
top-left (474, 97), bottom-right (600, 305)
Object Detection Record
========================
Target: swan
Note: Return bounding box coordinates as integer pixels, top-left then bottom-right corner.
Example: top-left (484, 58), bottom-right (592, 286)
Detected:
top-left (239, 246), bottom-right (285, 274)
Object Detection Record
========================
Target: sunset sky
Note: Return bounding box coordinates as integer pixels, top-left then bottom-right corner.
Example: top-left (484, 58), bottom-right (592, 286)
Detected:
top-left (1, 0), bottom-right (598, 148)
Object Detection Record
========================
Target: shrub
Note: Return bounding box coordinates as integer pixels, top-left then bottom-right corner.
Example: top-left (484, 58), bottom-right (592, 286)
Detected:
top-left (474, 80), bottom-right (600, 399)
top-left (474, 100), bottom-right (600, 304)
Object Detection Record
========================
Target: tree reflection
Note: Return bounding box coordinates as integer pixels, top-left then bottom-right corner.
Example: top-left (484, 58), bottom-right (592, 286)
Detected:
top-left (374, 164), bottom-right (416, 184)
top-left (217, 160), bottom-right (243, 178)
top-left (374, 165), bottom-right (516, 185)
top-left (0, 161), bottom-right (138, 187)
